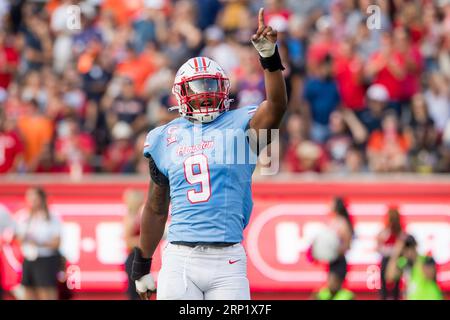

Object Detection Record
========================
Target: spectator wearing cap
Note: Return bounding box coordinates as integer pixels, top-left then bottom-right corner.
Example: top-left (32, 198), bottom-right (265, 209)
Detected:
top-left (358, 84), bottom-right (389, 134)
top-left (102, 121), bottom-right (134, 173)
top-left (386, 235), bottom-right (443, 300)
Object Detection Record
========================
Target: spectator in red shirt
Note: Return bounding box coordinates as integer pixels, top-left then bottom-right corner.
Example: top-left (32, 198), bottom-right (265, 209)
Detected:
top-left (283, 113), bottom-right (328, 173)
top-left (393, 2), bottom-right (423, 42)
top-left (307, 16), bottom-right (337, 74)
top-left (393, 27), bottom-right (423, 103)
top-left (102, 121), bottom-right (134, 173)
top-left (265, 0), bottom-right (292, 34)
top-left (34, 143), bottom-right (62, 174)
top-left (54, 116), bottom-right (95, 174)
top-left (0, 108), bottom-right (24, 173)
top-left (0, 31), bottom-right (20, 90)
top-left (365, 32), bottom-right (407, 111)
top-left (334, 39), bottom-right (366, 113)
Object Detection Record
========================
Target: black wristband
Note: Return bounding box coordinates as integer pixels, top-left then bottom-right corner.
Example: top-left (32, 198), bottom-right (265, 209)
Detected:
top-left (131, 247), bottom-right (152, 281)
top-left (259, 46), bottom-right (285, 72)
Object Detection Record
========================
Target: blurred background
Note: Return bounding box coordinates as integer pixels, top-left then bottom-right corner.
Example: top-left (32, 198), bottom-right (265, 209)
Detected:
top-left (0, 0), bottom-right (449, 300)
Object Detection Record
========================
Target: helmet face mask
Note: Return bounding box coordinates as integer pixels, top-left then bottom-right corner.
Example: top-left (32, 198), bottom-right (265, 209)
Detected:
top-left (172, 58), bottom-right (231, 123)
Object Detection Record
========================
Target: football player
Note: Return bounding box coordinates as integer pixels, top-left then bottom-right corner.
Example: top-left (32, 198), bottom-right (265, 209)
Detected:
top-left (131, 8), bottom-right (287, 300)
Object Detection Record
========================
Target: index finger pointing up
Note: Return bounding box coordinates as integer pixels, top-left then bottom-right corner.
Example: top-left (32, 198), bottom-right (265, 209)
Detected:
top-left (258, 8), bottom-right (265, 28)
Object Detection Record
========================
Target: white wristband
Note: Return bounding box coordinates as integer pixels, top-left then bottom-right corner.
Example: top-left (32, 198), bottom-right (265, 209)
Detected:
top-left (251, 36), bottom-right (276, 58)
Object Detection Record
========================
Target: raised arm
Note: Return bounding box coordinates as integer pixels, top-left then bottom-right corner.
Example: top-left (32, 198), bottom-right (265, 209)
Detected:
top-left (249, 8), bottom-right (288, 133)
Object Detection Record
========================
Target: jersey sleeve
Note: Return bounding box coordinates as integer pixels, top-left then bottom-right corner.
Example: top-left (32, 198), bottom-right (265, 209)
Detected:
top-left (233, 105), bottom-right (259, 130)
top-left (148, 155), bottom-right (169, 187)
top-left (143, 127), bottom-right (169, 178)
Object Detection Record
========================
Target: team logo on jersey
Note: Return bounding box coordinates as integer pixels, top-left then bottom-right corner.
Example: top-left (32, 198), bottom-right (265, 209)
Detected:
top-left (167, 126), bottom-right (178, 145)
top-left (176, 140), bottom-right (214, 156)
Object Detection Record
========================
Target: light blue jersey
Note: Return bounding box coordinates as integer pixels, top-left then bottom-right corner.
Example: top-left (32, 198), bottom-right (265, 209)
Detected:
top-left (143, 105), bottom-right (259, 243)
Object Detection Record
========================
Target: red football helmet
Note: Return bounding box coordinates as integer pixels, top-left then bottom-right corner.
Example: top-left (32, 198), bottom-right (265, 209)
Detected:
top-left (171, 57), bottom-right (231, 123)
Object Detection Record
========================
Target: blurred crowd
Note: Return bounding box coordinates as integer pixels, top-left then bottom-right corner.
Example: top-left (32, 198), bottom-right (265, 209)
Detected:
top-left (0, 0), bottom-right (450, 175)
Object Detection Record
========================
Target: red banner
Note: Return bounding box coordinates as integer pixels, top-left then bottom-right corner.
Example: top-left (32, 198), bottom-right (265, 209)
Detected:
top-left (1, 178), bottom-right (449, 292)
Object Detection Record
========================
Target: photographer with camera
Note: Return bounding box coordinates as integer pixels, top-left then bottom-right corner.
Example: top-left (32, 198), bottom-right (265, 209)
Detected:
top-left (386, 234), bottom-right (443, 300)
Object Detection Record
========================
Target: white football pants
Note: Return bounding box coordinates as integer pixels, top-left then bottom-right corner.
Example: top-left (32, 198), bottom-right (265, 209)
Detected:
top-left (156, 243), bottom-right (250, 300)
